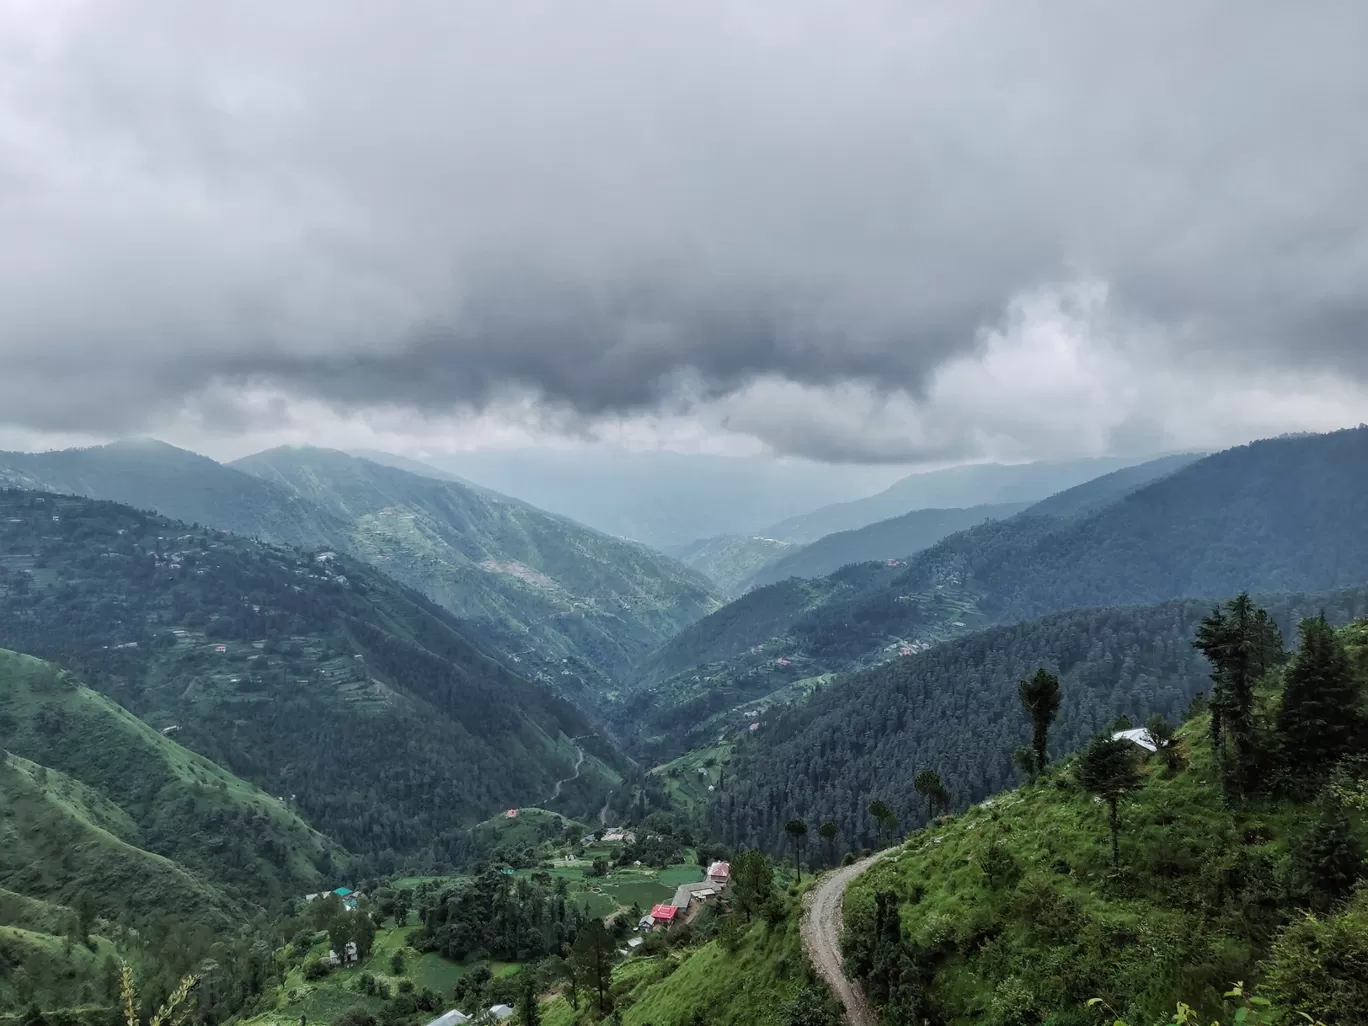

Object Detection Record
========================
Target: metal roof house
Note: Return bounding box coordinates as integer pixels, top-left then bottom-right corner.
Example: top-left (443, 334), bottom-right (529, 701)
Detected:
top-left (423, 1012), bottom-right (470, 1026)
top-left (1111, 727), bottom-right (1160, 752)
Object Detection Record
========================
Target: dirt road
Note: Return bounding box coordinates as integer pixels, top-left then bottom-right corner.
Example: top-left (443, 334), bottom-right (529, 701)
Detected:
top-left (801, 853), bottom-right (887, 1026)
top-left (545, 744), bottom-right (585, 803)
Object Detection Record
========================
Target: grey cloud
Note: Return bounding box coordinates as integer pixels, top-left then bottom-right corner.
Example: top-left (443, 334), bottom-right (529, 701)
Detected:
top-left (1, 0), bottom-right (1367, 458)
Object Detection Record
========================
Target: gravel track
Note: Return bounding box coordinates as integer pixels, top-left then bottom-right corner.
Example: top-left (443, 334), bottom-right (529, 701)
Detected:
top-left (801, 853), bottom-right (886, 1026)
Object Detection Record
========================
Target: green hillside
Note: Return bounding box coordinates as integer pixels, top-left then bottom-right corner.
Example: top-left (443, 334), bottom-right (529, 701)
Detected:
top-left (0, 650), bottom-right (340, 916)
top-left (743, 501), bottom-right (1030, 591)
top-left (629, 429), bottom-right (1368, 743)
top-left (231, 446), bottom-right (722, 685)
top-left (671, 533), bottom-right (796, 596)
top-left (842, 618), bottom-right (1368, 1025)
top-left (0, 489), bottom-right (621, 863)
top-left (710, 587), bottom-right (1368, 854)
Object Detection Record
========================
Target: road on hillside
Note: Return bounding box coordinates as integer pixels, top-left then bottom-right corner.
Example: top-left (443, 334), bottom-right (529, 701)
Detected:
top-left (802, 853), bottom-right (887, 1026)
top-left (545, 743), bottom-right (586, 803)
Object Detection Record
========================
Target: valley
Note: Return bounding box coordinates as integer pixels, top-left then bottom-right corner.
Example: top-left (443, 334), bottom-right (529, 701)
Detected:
top-left (2, 427), bottom-right (1367, 1026)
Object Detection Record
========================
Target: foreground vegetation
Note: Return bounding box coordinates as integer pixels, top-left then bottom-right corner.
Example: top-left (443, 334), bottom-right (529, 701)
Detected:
top-left (843, 607), bottom-right (1368, 1025)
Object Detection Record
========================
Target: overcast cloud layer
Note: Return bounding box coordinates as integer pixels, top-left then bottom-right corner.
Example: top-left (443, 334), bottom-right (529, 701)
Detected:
top-left (1, 0), bottom-right (1366, 462)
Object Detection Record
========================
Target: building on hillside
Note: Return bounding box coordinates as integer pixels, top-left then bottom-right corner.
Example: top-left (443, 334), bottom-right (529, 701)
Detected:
top-left (488, 1006), bottom-right (514, 1021)
top-left (647, 904), bottom-right (678, 928)
top-left (627, 936), bottom-right (644, 950)
top-left (580, 833), bottom-right (598, 845)
top-left (707, 861), bottom-right (731, 885)
top-left (638, 913), bottom-right (656, 932)
top-left (671, 881), bottom-right (717, 911)
top-left (505, 809), bottom-right (520, 818)
top-left (424, 1011), bottom-right (470, 1026)
top-left (1112, 727), bottom-right (1160, 753)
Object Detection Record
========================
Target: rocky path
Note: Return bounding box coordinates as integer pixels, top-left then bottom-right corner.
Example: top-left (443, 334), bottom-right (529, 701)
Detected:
top-left (801, 853), bottom-right (887, 1026)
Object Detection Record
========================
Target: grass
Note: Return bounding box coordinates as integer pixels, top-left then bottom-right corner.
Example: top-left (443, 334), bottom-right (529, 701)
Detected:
top-left (536, 908), bottom-right (813, 1026)
top-left (0, 925), bottom-right (120, 1012)
top-left (844, 709), bottom-right (1367, 1026)
top-left (245, 925), bottom-right (515, 1026)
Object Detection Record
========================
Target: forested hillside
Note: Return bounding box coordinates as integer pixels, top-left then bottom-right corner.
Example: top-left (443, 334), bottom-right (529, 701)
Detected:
top-left (705, 586), bottom-right (1368, 856)
top-left (634, 429), bottom-right (1368, 731)
top-left (669, 533), bottom-right (795, 595)
top-left (0, 489), bottom-right (620, 867)
top-left (1020, 451), bottom-right (1202, 519)
top-left (842, 612), bottom-right (1368, 1026)
top-left (0, 439), bottom-right (345, 549)
top-left (743, 501), bottom-right (1028, 591)
top-left (231, 446), bottom-right (722, 684)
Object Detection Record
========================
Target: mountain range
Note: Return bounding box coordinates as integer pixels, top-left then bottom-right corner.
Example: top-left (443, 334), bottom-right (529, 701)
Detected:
top-left (622, 429), bottom-right (1368, 751)
top-left (0, 441), bottom-right (722, 691)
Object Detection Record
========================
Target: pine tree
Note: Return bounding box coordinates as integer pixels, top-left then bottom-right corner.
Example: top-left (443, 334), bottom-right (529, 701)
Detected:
top-left (1076, 735), bottom-right (1143, 869)
top-left (1018, 668), bottom-right (1062, 773)
top-left (867, 800), bottom-right (896, 845)
top-left (914, 770), bottom-right (944, 821)
top-left (818, 821), bottom-right (838, 866)
top-left (1297, 796), bottom-right (1366, 912)
top-left (1278, 615), bottom-right (1363, 778)
top-left (785, 819), bottom-right (808, 882)
top-left (731, 850), bottom-right (775, 922)
top-left (516, 977), bottom-right (541, 1026)
top-left (1194, 593), bottom-right (1278, 801)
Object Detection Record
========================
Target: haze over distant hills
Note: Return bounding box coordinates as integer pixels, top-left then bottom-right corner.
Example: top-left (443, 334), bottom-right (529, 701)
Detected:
top-left (761, 453), bottom-right (1172, 543)
top-left (423, 449), bottom-right (900, 548)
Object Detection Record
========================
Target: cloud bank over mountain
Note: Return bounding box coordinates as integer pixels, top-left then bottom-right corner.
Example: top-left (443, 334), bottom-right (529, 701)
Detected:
top-left (2, 1), bottom-right (1366, 461)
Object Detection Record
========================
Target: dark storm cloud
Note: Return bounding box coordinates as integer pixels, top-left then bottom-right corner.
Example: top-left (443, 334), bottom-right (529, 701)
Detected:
top-left (2, 0), bottom-right (1367, 456)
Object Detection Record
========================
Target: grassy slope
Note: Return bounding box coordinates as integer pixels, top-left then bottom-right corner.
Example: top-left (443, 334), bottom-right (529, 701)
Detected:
top-left (538, 910), bottom-right (812, 1026)
top-left (0, 925), bottom-right (120, 1012)
top-left (844, 635), bottom-right (1368, 1026)
top-left (0, 649), bottom-right (339, 912)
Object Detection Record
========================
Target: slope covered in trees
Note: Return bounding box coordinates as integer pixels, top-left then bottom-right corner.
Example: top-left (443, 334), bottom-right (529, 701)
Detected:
top-left (231, 446), bottom-right (722, 684)
top-left (705, 587), bottom-right (1368, 857)
top-left (0, 489), bottom-right (620, 867)
top-left (669, 533), bottom-right (795, 596)
top-left (632, 428), bottom-right (1368, 728)
top-left (743, 501), bottom-right (1029, 591)
top-left (842, 613), bottom-right (1368, 1026)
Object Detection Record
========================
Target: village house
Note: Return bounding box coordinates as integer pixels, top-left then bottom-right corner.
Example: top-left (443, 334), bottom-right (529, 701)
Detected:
top-left (707, 860), bottom-right (731, 886)
top-left (1112, 727), bottom-right (1160, 753)
top-left (423, 1011), bottom-right (470, 1026)
top-left (488, 1005), bottom-right (514, 1021)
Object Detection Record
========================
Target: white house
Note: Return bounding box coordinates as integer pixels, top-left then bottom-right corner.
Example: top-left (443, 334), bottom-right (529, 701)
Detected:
top-left (424, 1011), bottom-right (471, 1026)
top-left (488, 1006), bottom-right (515, 1022)
top-left (1111, 727), bottom-right (1159, 753)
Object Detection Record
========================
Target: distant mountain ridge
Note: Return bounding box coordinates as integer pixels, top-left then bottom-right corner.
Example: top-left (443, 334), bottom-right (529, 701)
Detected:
top-left (0, 440), bottom-right (722, 689)
top-left (622, 428), bottom-right (1368, 750)
top-left (742, 501), bottom-right (1031, 591)
top-left (761, 453), bottom-right (1168, 543)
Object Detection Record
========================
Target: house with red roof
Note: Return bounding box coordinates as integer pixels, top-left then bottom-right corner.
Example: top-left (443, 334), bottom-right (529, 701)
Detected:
top-left (649, 903), bottom-right (677, 925)
top-left (707, 861), bottom-right (731, 885)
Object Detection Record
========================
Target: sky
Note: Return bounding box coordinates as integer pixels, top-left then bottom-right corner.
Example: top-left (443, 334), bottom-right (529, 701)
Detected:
top-left (1, 0), bottom-right (1366, 465)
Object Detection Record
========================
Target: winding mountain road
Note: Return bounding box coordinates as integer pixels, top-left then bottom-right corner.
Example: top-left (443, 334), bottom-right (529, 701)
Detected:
top-left (802, 853), bottom-right (887, 1026)
top-left (545, 743), bottom-right (586, 803)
